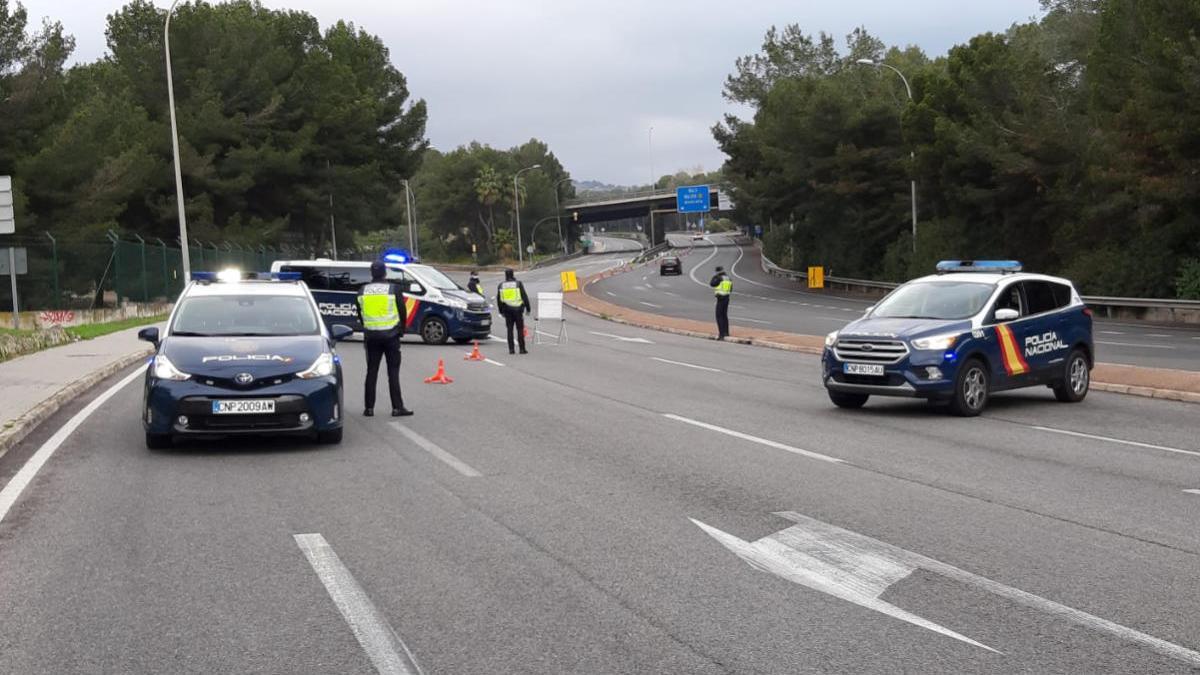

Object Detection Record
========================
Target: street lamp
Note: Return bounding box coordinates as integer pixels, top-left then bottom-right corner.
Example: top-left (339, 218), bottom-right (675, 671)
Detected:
top-left (513, 164), bottom-right (541, 267)
top-left (648, 126), bottom-right (655, 191)
top-left (529, 215), bottom-right (560, 260)
top-left (400, 179), bottom-right (417, 256)
top-left (856, 58), bottom-right (918, 253)
top-left (552, 176), bottom-right (573, 255)
top-left (164, 0), bottom-right (190, 280)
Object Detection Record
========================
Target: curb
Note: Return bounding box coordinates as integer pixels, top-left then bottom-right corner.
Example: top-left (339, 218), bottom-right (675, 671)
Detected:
top-left (0, 348), bottom-right (152, 460)
top-left (568, 275), bottom-right (1199, 405)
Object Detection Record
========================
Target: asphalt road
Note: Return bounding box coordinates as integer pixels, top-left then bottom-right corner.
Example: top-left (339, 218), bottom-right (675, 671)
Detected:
top-left (2, 252), bottom-right (1199, 673)
top-left (589, 233), bottom-right (1200, 371)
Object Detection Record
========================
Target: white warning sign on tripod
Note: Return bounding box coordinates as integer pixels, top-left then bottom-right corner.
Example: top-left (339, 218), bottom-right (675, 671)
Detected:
top-left (535, 292), bottom-right (567, 345)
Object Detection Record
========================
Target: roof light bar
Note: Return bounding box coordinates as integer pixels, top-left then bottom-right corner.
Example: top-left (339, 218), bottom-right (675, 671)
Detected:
top-left (935, 260), bottom-right (1023, 274)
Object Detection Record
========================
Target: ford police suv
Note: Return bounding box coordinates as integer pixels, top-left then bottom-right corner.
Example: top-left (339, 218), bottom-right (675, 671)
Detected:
top-left (138, 270), bottom-right (352, 448)
top-left (821, 261), bottom-right (1094, 416)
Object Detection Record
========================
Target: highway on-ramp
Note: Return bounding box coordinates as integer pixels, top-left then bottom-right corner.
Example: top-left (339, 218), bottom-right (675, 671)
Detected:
top-left (2, 252), bottom-right (1199, 673)
top-left (590, 233), bottom-right (1200, 371)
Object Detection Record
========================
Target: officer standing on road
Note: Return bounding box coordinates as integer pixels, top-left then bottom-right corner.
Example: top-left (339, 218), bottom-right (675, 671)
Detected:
top-left (710, 265), bottom-right (732, 340)
top-left (357, 261), bottom-right (413, 417)
top-left (467, 270), bottom-right (484, 297)
top-left (496, 268), bottom-right (531, 355)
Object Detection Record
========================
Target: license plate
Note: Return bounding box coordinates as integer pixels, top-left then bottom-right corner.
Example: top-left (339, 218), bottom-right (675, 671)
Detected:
top-left (211, 399), bottom-right (276, 415)
top-left (843, 363), bottom-right (885, 376)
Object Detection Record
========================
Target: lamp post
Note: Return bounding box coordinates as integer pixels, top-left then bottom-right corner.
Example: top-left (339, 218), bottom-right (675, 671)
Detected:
top-left (648, 126), bottom-right (655, 191)
top-left (513, 164), bottom-right (541, 267)
top-left (528, 215), bottom-right (560, 261)
top-left (400, 179), bottom-right (416, 255)
top-left (164, 0), bottom-right (190, 281)
top-left (856, 58), bottom-right (918, 253)
top-left (552, 176), bottom-right (572, 255)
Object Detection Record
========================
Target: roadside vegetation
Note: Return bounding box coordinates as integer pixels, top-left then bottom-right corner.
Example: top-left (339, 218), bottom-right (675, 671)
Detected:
top-left (0, 314), bottom-right (166, 363)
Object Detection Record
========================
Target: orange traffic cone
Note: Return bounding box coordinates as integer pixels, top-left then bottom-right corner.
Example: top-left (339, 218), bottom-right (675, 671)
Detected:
top-left (423, 359), bottom-right (454, 384)
top-left (523, 325), bottom-right (531, 339)
top-left (464, 341), bottom-right (485, 361)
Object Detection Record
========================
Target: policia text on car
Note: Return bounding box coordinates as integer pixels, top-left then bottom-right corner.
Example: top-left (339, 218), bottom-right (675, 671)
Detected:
top-left (357, 261), bottom-right (414, 417)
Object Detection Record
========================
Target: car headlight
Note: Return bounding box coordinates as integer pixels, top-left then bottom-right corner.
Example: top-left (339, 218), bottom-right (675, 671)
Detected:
top-left (152, 355), bottom-right (190, 381)
top-left (824, 330), bottom-right (839, 348)
top-left (443, 296), bottom-right (468, 310)
top-left (297, 352), bottom-right (336, 379)
top-left (911, 333), bottom-right (959, 351)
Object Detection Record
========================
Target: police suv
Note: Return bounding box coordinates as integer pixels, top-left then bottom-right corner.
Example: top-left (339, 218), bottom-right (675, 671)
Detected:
top-left (138, 270), bottom-right (352, 448)
top-left (270, 258), bottom-right (491, 344)
top-left (821, 261), bottom-right (1094, 416)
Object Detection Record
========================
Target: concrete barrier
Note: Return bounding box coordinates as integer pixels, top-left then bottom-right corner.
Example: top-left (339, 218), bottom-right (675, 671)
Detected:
top-left (0, 302), bottom-right (173, 331)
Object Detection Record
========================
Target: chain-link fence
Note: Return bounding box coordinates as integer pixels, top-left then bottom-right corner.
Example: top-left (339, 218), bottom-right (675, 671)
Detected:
top-left (0, 232), bottom-right (376, 312)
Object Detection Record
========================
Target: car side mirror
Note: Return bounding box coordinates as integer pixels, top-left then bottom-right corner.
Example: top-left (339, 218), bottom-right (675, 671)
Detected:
top-left (863, 305), bottom-right (875, 315)
top-left (995, 308), bottom-right (1020, 322)
top-left (138, 326), bottom-right (160, 346)
top-left (408, 282), bottom-right (425, 296)
top-left (330, 324), bottom-right (353, 342)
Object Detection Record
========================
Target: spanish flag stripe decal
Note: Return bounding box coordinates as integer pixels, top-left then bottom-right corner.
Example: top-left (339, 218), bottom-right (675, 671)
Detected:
top-left (996, 324), bottom-right (1029, 376)
top-left (404, 298), bottom-right (419, 328)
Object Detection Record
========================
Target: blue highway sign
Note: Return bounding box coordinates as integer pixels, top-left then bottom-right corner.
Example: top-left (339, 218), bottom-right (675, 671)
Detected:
top-left (676, 185), bottom-right (711, 213)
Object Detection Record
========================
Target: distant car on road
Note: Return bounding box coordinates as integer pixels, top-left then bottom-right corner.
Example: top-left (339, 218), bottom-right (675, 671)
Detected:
top-left (821, 260), bottom-right (1094, 416)
top-left (692, 233), bottom-right (706, 241)
top-left (659, 256), bottom-right (683, 276)
top-left (138, 270), bottom-right (352, 449)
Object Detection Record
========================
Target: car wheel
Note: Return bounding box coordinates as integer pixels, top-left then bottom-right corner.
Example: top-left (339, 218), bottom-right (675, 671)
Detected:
top-left (317, 428), bottom-right (343, 445)
top-left (828, 391), bottom-right (869, 409)
top-left (421, 316), bottom-right (449, 345)
top-left (948, 358), bottom-right (989, 417)
top-left (145, 432), bottom-right (172, 450)
top-left (1052, 349), bottom-right (1090, 403)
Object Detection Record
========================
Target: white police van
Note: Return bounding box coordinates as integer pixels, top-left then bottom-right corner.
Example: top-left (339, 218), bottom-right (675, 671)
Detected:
top-left (270, 258), bottom-right (491, 345)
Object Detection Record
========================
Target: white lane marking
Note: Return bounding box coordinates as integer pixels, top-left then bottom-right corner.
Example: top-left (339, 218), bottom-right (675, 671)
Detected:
top-left (1100, 331), bottom-right (1125, 335)
top-left (728, 243), bottom-right (777, 289)
top-left (1096, 340), bottom-right (1174, 349)
top-left (1145, 333), bottom-right (1170, 338)
top-left (692, 518), bottom-right (996, 652)
top-left (488, 334), bottom-right (505, 343)
top-left (1183, 489), bottom-right (1200, 495)
top-left (605, 291), bottom-right (617, 297)
top-left (1029, 425), bottom-right (1200, 459)
top-left (535, 329), bottom-right (558, 338)
top-left (650, 357), bottom-right (723, 373)
top-left (639, 301), bottom-right (662, 309)
top-left (730, 316), bottom-right (772, 325)
top-left (484, 358), bottom-right (506, 367)
top-left (588, 331), bottom-right (654, 344)
top-left (662, 291), bottom-right (678, 296)
top-left (390, 422), bottom-right (482, 477)
top-left (687, 244), bottom-right (721, 288)
top-left (294, 533), bottom-right (423, 675)
top-left (0, 367), bottom-right (144, 524)
top-left (698, 512), bottom-right (1200, 667)
top-left (663, 414), bottom-right (844, 464)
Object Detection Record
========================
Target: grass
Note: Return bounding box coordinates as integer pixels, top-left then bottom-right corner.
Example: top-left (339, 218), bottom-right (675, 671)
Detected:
top-left (64, 314), bottom-right (168, 340)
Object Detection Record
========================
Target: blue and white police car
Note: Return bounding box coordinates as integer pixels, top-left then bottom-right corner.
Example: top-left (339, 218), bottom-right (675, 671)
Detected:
top-left (270, 256), bottom-right (491, 345)
top-left (822, 261), bottom-right (1094, 416)
top-left (138, 270), bottom-right (353, 448)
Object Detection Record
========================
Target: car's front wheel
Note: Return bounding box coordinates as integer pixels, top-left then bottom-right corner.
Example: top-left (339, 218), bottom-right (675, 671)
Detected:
top-left (948, 358), bottom-right (989, 417)
top-left (1052, 348), bottom-right (1090, 403)
top-left (421, 316), bottom-right (449, 345)
top-left (145, 432), bottom-right (172, 450)
top-left (828, 391), bottom-right (869, 409)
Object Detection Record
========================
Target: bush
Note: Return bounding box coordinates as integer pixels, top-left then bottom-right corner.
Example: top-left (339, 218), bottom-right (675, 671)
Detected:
top-left (1177, 258), bottom-right (1200, 299)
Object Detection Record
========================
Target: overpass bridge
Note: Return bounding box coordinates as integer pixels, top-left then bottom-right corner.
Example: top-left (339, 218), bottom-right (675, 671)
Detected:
top-left (564, 186), bottom-right (728, 244)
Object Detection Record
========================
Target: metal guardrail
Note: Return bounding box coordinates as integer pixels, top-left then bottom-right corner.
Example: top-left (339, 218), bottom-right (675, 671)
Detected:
top-left (632, 242), bottom-right (670, 265)
top-left (759, 252), bottom-right (1200, 317)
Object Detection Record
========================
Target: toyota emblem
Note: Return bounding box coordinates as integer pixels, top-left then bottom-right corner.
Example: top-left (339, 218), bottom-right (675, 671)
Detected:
top-left (235, 372), bottom-right (254, 385)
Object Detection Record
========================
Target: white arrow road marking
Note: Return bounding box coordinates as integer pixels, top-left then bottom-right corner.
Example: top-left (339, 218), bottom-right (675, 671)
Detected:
top-left (391, 423), bottom-right (481, 477)
top-left (650, 357), bottom-right (723, 373)
top-left (588, 331), bottom-right (654, 344)
top-left (295, 533), bottom-right (423, 675)
top-left (694, 512), bottom-right (1200, 666)
top-left (663, 414), bottom-right (844, 464)
top-left (691, 517), bottom-right (996, 653)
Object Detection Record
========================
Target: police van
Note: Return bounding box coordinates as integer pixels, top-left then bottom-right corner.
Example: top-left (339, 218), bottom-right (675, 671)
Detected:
top-left (270, 259), bottom-right (491, 344)
top-left (821, 260), bottom-right (1094, 416)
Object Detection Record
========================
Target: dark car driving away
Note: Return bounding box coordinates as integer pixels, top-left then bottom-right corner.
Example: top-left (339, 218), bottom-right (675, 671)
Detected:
top-left (660, 255), bottom-right (682, 276)
top-left (139, 271), bottom-right (353, 448)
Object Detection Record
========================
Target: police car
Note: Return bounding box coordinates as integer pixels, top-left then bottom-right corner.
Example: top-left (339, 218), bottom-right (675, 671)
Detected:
top-left (821, 261), bottom-right (1094, 416)
top-left (138, 270), bottom-right (352, 448)
top-left (270, 256), bottom-right (491, 344)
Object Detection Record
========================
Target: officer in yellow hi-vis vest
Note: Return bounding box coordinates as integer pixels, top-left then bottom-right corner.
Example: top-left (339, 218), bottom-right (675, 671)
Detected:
top-left (356, 261), bottom-right (412, 417)
top-left (496, 268), bottom-right (531, 355)
top-left (709, 265), bottom-right (732, 340)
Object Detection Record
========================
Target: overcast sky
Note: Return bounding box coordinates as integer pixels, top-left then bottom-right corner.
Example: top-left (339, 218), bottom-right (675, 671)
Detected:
top-left (22, 0), bottom-right (1043, 185)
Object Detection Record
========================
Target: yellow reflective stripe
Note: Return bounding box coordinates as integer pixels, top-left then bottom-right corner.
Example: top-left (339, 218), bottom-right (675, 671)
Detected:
top-left (359, 292), bottom-right (399, 330)
top-left (715, 279), bottom-right (732, 295)
top-left (499, 284), bottom-right (523, 307)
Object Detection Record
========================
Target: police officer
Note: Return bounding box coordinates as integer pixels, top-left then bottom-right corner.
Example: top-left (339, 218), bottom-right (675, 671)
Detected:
top-left (466, 270), bottom-right (484, 296)
top-left (357, 261), bottom-right (413, 417)
top-left (496, 268), bottom-right (531, 355)
top-left (710, 265), bottom-right (732, 340)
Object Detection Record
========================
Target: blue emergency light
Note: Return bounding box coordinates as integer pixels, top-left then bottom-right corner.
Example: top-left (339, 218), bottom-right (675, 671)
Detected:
top-left (935, 260), bottom-right (1023, 274)
top-left (382, 249), bottom-right (413, 264)
top-left (190, 271), bottom-right (301, 282)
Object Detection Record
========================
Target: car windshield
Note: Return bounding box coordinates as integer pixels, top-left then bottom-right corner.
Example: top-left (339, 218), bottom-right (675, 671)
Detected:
top-left (171, 294), bottom-right (320, 337)
top-left (407, 265), bottom-right (461, 291)
top-left (871, 281), bottom-right (994, 320)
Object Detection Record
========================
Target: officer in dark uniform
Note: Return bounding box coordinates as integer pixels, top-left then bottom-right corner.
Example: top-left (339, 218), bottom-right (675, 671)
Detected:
top-left (466, 270), bottom-right (484, 296)
top-left (710, 265), bottom-right (732, 340)
top-left (356, 261), bottom-right (413, 417)
top-left (496, 268), bottom-right (531, 354)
